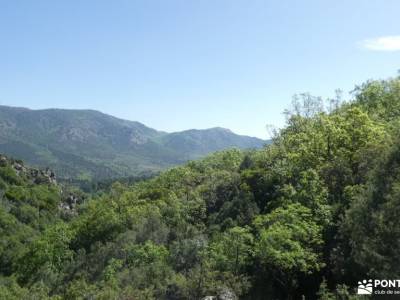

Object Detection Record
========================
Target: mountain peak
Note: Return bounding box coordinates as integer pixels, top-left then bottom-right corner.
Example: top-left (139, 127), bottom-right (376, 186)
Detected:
top-left (0, 105), bottom-right (265, 180)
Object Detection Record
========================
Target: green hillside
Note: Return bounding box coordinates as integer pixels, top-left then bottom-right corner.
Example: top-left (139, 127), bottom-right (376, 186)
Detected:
top-left (0, 106), bottom-right (265, 180)
top-left (1, 76), bottom-right (400, 299)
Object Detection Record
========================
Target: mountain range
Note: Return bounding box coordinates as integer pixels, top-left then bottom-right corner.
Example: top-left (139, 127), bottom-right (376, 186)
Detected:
top-left (0, 105), bottom-right (265, 180)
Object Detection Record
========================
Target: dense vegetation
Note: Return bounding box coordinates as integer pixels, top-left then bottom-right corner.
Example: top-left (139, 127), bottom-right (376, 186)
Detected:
top-left (0, 106), bottom-right (264, 181)
top-left (1, 76), bottom-right (400, 299)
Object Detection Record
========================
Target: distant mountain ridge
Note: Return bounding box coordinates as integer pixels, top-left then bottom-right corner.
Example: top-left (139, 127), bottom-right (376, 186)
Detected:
top-left (0, 105), bottom-right (265, 180)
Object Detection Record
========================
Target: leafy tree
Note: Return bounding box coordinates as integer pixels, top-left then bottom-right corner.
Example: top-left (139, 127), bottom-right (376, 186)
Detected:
top-left (254, 203), bottom-right (324, 297)
top-left (209, 226), bottom-right (254, 275)
top-left (17, 222), bottom-right (73, 284)
top-left (339, 138), bottom-right (400, 280)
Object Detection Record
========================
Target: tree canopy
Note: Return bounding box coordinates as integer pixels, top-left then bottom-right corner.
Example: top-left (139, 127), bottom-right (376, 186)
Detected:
top-left (1, 76), bottom-right (400, 299)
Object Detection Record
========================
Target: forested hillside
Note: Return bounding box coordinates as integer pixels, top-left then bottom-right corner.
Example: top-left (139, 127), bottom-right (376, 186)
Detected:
top-left (1, 76), bottom-right (400, 299)
top-left (0, 106), bottom-right (264, 181)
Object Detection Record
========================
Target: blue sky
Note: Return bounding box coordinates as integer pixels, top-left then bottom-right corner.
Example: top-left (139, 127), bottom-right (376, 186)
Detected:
top-left (1, 0), bottom-right (399, 139)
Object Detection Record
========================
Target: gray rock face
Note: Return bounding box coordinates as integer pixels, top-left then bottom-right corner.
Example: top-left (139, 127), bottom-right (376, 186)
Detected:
top-left (31, 168), bottom-right (57, 184)
top-left (0, 155), bottom-right (7, 166)
top-left (59, 194), bottom-right (79, 216)
top-left (13, 162), bottom-right (23, 171)
top-left (218, 288), bottom-right (237, 300)
top-left (202, 287), bottom-right (238, 300)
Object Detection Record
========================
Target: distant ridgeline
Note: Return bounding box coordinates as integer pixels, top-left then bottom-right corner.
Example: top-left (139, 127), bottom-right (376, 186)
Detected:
top-left (0, 105), bottom-right (266, 181)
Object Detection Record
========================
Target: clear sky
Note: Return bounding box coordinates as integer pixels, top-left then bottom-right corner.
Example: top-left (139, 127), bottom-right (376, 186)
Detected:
top-left (1, 0), bottom-right (399, 139)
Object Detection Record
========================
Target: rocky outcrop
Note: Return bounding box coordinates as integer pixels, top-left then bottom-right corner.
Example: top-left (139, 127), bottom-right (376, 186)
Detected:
top-left (30, 167), bottom-right (57, 184)
top-left (0, 155), bottom-right (8, 167)
top-left (217, 288), bottom-right (238, 300)
top-left (59, 193), bottom-right (81, 217)
top-left (0, 154), bottom-right (57, 185)
top-left (202, 288), bottom-right (238, 300)
top-left (0, 153), bottom-right (83, 218)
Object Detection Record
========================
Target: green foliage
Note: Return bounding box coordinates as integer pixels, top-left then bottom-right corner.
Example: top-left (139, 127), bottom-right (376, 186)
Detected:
top-left (254, 203), bottom-right (324, 289)
top-left (126, 241), bottom-right (168, 267)
top-left (354, 76), bottom-right (400, 122)
top-left (208, 226), bottom-right (254, 274)
top-left (1, 76), bottom-right (400, 299)
top-left (0, 166), bottom-right (23, 185)
top-left (71, 197), bottom-right (124, 250)
top-left (17, 222), bottom-right (73, 283)
top-left (338, 137), bottom-right (400, 280)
